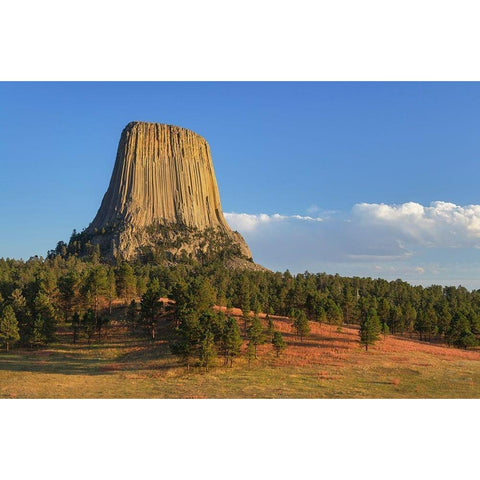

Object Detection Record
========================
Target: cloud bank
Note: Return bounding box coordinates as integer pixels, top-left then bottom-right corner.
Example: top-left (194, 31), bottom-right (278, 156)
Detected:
top-left (352, 201), bottom-right (480, 248)
top-left (224, 201), bottom-right (480, 286)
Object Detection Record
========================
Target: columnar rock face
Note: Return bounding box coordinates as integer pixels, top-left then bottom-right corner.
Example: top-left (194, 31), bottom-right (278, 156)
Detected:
top-left (80, 121), bottom-right (256, 266)
top-left (90, 122), bottom-right (231, 232)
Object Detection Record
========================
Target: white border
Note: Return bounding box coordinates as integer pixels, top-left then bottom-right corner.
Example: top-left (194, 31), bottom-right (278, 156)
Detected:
top-left (2, 0), bottom-right (480, 80)
top-left (1, 1), bottom-right (480, 478)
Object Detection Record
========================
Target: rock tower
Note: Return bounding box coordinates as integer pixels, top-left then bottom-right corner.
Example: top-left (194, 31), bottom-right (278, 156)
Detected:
top-left (71, 121), bottom-right (256, 267)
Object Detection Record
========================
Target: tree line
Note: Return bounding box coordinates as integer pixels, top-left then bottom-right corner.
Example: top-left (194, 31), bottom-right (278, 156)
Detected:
top-left (0, 253), bottom-right (479, 352)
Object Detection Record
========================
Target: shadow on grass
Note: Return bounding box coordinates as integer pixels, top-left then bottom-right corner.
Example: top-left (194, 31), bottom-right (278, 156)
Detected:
top-left (283, 330), bottom-right (358, 349)
top-left (0, 355), bottom-right (106, 375)
top-left (0, 339), bottom-right (176, 376)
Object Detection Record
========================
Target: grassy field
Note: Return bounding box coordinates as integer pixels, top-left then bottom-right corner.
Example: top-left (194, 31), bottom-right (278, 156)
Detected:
top-left (1, 317), bottom-right (479, 398)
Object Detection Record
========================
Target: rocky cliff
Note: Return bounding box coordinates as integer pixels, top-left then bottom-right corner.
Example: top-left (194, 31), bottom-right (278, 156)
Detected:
top-left (70, 121), bottom-right (258, 268)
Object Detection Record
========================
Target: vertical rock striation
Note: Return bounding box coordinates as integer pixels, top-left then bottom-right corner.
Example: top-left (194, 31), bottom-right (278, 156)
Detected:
top-left (80, 121), bottom-right (256, 266)
top-left (90, 122), bottom-right (229, 231)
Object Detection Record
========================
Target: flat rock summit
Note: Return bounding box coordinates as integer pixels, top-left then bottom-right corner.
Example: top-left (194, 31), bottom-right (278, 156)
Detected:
top-left (64, 121), bottom-right (261, 269)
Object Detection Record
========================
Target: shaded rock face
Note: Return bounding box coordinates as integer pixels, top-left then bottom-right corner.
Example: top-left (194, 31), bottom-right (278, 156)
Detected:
top-left (83, 122), bottom-right (255, 266)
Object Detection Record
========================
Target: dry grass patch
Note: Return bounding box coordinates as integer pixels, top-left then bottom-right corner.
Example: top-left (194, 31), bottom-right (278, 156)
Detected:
top-left (0, 318), bottom-right (479, 398)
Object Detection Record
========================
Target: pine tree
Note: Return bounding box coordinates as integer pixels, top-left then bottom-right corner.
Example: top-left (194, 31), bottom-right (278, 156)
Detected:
top-left (325, 299), bottom-right (343, 333)
top-left (9, 288), bottom-right (30, 345)
top-left (381, 321), bottom-right (390, 340)
top-left (96, 315), bottom-right (109, 341)
top-left (390, 305), bottom-right (404, 334)
top-left (57, 271), bottom-right (78, 322)
top-left (404, 303), bottom-right (417, 338)
top-left (272, 331), bottom-right (286, 357)
top-left (220, 317), bottom-right (242, 366)
top-left (378, 298), bottom-right (391, 331)
top-left (171, 280), bottom-right (191, 328)
top-left (170, 314), bottom-right (199, 370)
top-left (198, 311), bottom-right (225, 343)
top-left (106, 268), bottom-right (117, 314)
top-left (33, 292), bottom-right (57, 343)
top-left (252, 299), bottom-right (261, 316)
top-left (190, 277), bottom-right (216, 315)
top-left (30, 315), bottom-right (46, 347)
top-left (448, 312), bottom-right (478, 349)
top-left (71, 312), bottom-right (81, 344)
top-left (115, 262), bottom-right (137, 304)
top-left (469, 310), bottom-right (480, 336)
top-left (315, 306), bottom-right (327, 324)
top-left (456, 329), bottom-right (478, 349)
top-left (140, 279), bottom-right (162, 340)
top-left (246, 341), bottom-right (255, 366)
top-left (247, 315), bottom-right (265, 359)
top-left (36, 269), bottom-right (58, 302)
top-left (199, 330), bottom-right (216, 372)
top-left (292, 310), bottom-right (310, 342)
top-left (0, 305), bottom-right (20, 351)
top-left (415, 308), bottom-right (428, 341)
top-left (437, 302), bottom-right (452, 338)
top-left (82, 309), bottom-right (96, 344)
top-left (342, 287), bottom-right (357, 324)
top-left (81, 266), bottom-right (108, 320)
top-left (126, 299), bottom-right (138, 334)
top-left (424, 303), bottom-right (438, 341)
top-left (266, 316), bottom-right (275, 338)
top-left (359, 308), bottom-right (381, 351)
top-left (136, 275), bottom-right (148, 298)
top-left (242, 306), bottom-right (250, 337)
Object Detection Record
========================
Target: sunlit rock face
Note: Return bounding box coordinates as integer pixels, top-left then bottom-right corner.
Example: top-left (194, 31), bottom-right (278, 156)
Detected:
top-left (82, 121), bottom-right (259, 268)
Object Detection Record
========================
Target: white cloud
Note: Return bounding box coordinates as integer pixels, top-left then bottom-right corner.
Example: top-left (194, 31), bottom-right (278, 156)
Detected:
top-left (224, 201), bottom-right (480, 287)
top-left (352, 201), bottom-right (480, 248)
top-left (224, 212), bottom-right (322, 233)
top-left (227, 201), bottom-right (480, 257)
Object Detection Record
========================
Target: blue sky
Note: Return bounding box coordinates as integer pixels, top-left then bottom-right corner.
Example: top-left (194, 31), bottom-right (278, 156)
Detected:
top-left (1, 82), bottom-right (480, 287)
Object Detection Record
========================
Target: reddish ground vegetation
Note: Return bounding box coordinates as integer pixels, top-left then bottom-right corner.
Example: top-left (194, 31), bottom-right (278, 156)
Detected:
top-left (111, 296), bottom-right (480, 365)
top-left (232, 315), bottom-right (480, 369)
top-left (17, 297), bottom-right (471, 398)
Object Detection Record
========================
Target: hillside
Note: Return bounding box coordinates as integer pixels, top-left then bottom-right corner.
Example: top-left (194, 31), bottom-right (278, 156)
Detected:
top-left (1, 310), bottom-right (479, 399)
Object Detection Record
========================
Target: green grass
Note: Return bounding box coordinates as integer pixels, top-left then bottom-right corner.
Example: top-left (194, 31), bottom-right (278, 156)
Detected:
top-left (1, 326), bottom-right (479, 398)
